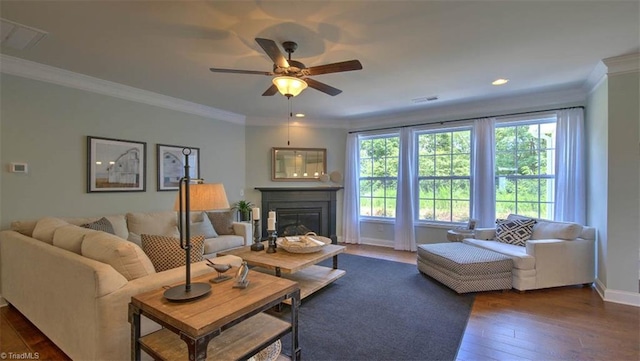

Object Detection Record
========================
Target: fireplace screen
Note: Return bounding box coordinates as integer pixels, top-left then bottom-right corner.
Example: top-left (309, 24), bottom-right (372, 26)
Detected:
top-left (277, 208), bottom-right (322, 236)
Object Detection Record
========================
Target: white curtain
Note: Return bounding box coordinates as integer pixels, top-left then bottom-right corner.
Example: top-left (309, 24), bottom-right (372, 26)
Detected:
top-left (342, 133), bottom-right (361, 244)
top-left (471, 117), bottom-right (496, 227)
top-left (554, 108), bottom-right (586, 224)
top-left (394, 128), bottom-right (417, 251)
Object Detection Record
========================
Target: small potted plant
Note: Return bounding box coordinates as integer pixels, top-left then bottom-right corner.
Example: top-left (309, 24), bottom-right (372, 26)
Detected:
top-left (232, 200), bottom-right (254, 222)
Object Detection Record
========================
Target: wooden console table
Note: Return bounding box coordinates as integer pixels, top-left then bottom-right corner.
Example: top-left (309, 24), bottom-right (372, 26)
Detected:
top-left (129, 270), bottom-right (300, 361)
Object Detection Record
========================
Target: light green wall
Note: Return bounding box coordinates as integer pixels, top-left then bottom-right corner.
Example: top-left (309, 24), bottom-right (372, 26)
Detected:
top-left (586, 78), bottom-right (609, 287)
top-left (0, 74), bottom-right (246, 229)
top-left (606, 70), bottom-right (640, 293)
top-left (244, 124), bottom-right (346, 237)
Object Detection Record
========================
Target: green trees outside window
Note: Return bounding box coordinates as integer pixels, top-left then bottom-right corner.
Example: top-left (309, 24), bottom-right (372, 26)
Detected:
top-left (357, 117), bottom-right (556, 223)
top-left (359, 136), bottom-right (399, 217)
top-left (495, 121), bottom-right (556, 219)
top-left (417, 129), bottom-right (471, 222)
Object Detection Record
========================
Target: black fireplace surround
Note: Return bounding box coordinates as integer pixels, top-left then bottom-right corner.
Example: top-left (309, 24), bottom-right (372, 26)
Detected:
top-left (255, 187), bottom-right (342, 244)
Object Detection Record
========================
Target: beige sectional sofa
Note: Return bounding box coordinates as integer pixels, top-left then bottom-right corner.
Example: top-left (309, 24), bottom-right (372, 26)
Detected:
top-left (461, 214), bottom-right (596, 291)
top-left (0, 210), bottom-right (251, 360)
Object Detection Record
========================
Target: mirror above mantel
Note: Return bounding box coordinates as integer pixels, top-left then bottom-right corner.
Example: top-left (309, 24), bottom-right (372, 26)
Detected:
top-left (272, 147), bottom-right (326, 181)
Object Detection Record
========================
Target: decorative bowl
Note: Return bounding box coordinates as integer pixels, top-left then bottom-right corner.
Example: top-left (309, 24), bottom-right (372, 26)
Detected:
top-left (276, 233), bottom-right (330, 254)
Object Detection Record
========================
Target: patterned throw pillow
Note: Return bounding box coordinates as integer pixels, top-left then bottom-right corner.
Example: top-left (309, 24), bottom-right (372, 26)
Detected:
top-left (81, 217), bottom-right (115, 235)
top-left (206, 210), bottom-right (236, 235)
top-left (495, 218), bottom-right (536, 246)
top-left (141, 234), bottom-right (205, 272)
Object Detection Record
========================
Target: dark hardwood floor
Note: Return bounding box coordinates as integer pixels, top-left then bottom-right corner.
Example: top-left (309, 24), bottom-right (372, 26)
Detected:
top-left (2, 244), bottom-right (638, 361)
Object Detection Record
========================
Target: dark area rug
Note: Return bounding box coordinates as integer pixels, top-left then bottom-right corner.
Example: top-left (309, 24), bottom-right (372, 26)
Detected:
top-left (278, 254), bottom-right (475, 361)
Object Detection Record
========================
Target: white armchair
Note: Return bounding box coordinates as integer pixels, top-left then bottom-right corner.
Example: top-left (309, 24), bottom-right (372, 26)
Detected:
top-left (462, 215), bottom-right (596, 291)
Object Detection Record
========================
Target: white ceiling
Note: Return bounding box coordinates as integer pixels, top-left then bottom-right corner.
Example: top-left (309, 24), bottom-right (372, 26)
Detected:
top-left (1, 1), bottom-right (638, 127)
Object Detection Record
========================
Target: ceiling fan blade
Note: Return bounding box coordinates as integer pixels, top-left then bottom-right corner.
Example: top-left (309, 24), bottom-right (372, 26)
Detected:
top-left (262, 84), bottom-right (278, 96)
top-left (305, 78), bottom-right (343, 96)
top-left (255, 38), bottom-right (289, 68)
top-left (304, 60), bottom-right (363, 76)
top-left (209, 68), bottom-right (272, 75)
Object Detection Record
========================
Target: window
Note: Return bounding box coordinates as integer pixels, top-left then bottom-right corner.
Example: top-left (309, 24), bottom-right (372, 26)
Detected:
top-left (495, 119), bottom-right (556, 219)
top-left (359, 135), bottom-right (399, 217)
top-left (417, 129), bottom-right (472, 222)
top-left (355, 115), bottom-right (558, 224)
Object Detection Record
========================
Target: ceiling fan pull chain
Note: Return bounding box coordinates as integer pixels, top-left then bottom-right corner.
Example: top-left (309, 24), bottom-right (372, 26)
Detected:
top-left (287, 97), bottom-right (292, 146)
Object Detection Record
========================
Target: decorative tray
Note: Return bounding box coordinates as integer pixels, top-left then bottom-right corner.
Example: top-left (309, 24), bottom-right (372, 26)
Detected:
top-left (277, 232), bottom-right (328, 254)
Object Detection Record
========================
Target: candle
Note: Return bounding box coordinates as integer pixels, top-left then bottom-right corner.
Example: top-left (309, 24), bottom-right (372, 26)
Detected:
top-left (267, 218), bottom-right (276, 231)
top-left (252, 207), bottom-right (260, 220)
top-left (269, 211), bottom-right (276, 221)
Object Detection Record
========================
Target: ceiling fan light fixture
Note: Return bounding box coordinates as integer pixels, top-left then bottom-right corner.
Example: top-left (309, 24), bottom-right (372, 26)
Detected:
top-left (273, 76), bottom-right (308, 97)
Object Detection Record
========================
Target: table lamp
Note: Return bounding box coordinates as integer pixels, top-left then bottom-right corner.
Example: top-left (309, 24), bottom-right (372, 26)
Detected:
top-left (164, 148), bottom-right (230, 302)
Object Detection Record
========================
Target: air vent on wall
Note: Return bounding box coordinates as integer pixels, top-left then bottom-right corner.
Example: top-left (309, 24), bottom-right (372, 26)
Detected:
top-left (1, 18), bottom-right (48, 50)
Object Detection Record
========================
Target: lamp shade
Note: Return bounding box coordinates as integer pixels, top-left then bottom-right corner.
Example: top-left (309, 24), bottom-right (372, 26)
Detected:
top-left (174, 183), bottom-right (230, 212)
top-left (272, 76), bottom-right (308, 97)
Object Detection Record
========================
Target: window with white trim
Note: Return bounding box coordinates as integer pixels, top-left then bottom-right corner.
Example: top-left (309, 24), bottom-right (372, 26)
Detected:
top-left (417, 128), bottom-right (472, 223)
top-left (358, 135), bottom-right (399, 217)
top-left (495, 118), bottom-right (556, 219)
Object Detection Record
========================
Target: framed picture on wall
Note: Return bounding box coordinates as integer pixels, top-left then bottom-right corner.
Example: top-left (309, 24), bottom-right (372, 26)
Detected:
top-left (87, 136), bottom-right (146, 193)
top-left (157, 144), bottom-right (200, 191)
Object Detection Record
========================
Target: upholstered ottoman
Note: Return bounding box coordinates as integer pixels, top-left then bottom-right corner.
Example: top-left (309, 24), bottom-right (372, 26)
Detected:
top-left (417, 243), bottom-right (513, 293)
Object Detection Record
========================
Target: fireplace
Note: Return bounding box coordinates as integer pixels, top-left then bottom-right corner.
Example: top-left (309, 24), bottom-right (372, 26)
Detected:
top-left (255, 187), bottom-right (342, 243)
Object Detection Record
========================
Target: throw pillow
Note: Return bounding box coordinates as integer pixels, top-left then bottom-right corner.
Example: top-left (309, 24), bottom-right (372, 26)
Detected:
top-left (126, 211), bottom-right (180, 238)
top-left (141, 234), bottom-right (205, 272)
top-left (81, 217), bottom-right (115, 235)
top-left (495, 218), bottom-right (536, 246)
top-left (206, 210), bottom-right (236, 235)
top-left (189, 212), bottom-right (218, 238)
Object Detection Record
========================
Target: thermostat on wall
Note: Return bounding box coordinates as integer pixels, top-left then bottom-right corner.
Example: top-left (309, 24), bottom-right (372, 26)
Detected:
top-left (10, 162), bottom-right (28, 173)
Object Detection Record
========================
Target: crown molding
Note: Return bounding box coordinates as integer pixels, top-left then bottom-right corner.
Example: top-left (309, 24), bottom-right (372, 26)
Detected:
top-left (0, 54), bottom-right (246, 124)
top-left (347, 86), bottom-right (586, 132)
top-left (584, 61), bottom-right (607, 94)
top-left (603, 52), bottom-right (640, 75)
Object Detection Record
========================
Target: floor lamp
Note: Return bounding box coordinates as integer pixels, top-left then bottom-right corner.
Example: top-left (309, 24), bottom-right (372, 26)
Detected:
top-left (164, 148), bottom-right (230, 302)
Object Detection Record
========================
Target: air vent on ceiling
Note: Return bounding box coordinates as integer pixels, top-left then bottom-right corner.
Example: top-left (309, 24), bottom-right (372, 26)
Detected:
top-left (411, 96), bottom-right (439, 104)
top-left (1, 18), bottom-right (48, 50)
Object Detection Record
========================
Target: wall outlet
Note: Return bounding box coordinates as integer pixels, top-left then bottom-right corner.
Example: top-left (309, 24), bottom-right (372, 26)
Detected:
top-left (240, 189), bottom-right (244, 196)
top-left (377, 224), bottom-right (384, 232)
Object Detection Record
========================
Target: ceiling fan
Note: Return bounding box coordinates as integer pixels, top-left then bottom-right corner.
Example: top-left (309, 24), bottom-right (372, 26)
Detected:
top-left (209, 38), bottom-right (363, 97)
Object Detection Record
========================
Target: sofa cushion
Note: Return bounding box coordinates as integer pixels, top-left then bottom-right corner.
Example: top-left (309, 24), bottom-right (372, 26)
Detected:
top-left (64, 215), bottom-right (129, 240)
top-left (495, 218), bottom-right (536, 246)
top-left (203, 235), bottom-right (245, 255)
top-left (506, 214), bottom-right (583, 240)
top-left (52, 224), bottom-right (97, 254)
top-left (141, 234), bottom-right (205, 272)
top-left (81, 217), bottom-right (115, 235)
top-left (206, 210), bottom-right (236, 235)
top-left (463, 239), bottom-right (536, 270)
top-left (32, 217), bottom-right (70, 244)
top-left (189, 212), bottom-right (218, 238)
top-left (127, 211), bottom-right (179, 238)
top-left (81, 232), bottom-right (156, 280)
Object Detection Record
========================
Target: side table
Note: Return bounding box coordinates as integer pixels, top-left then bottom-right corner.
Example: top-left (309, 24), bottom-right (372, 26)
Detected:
top-left (447, 228), bottom-right (475, 242)
top-left (129, 269), bottom-right (300, 361)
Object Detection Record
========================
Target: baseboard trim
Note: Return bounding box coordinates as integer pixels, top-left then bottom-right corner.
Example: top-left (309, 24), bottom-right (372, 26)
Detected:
top-left (595, 278), bottom-right (640, 307)
top-left (0, 295), bottom-right (7, 307)
top-left (359, 237), bottom-right (394, 248)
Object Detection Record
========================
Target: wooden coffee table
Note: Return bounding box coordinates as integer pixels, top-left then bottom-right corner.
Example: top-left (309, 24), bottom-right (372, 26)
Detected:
top-left (219, 240), bottom-right (346, 303)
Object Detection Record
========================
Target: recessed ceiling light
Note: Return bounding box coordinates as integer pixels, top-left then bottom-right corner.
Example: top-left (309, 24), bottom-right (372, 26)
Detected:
top-left (295, 113), bottom-right (305, 118)
top-left (492, 78), bottom-right (509, 86)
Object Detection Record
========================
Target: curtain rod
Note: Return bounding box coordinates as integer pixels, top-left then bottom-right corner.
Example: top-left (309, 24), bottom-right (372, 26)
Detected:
top-left (348, 105), bottom-right (585, 134)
